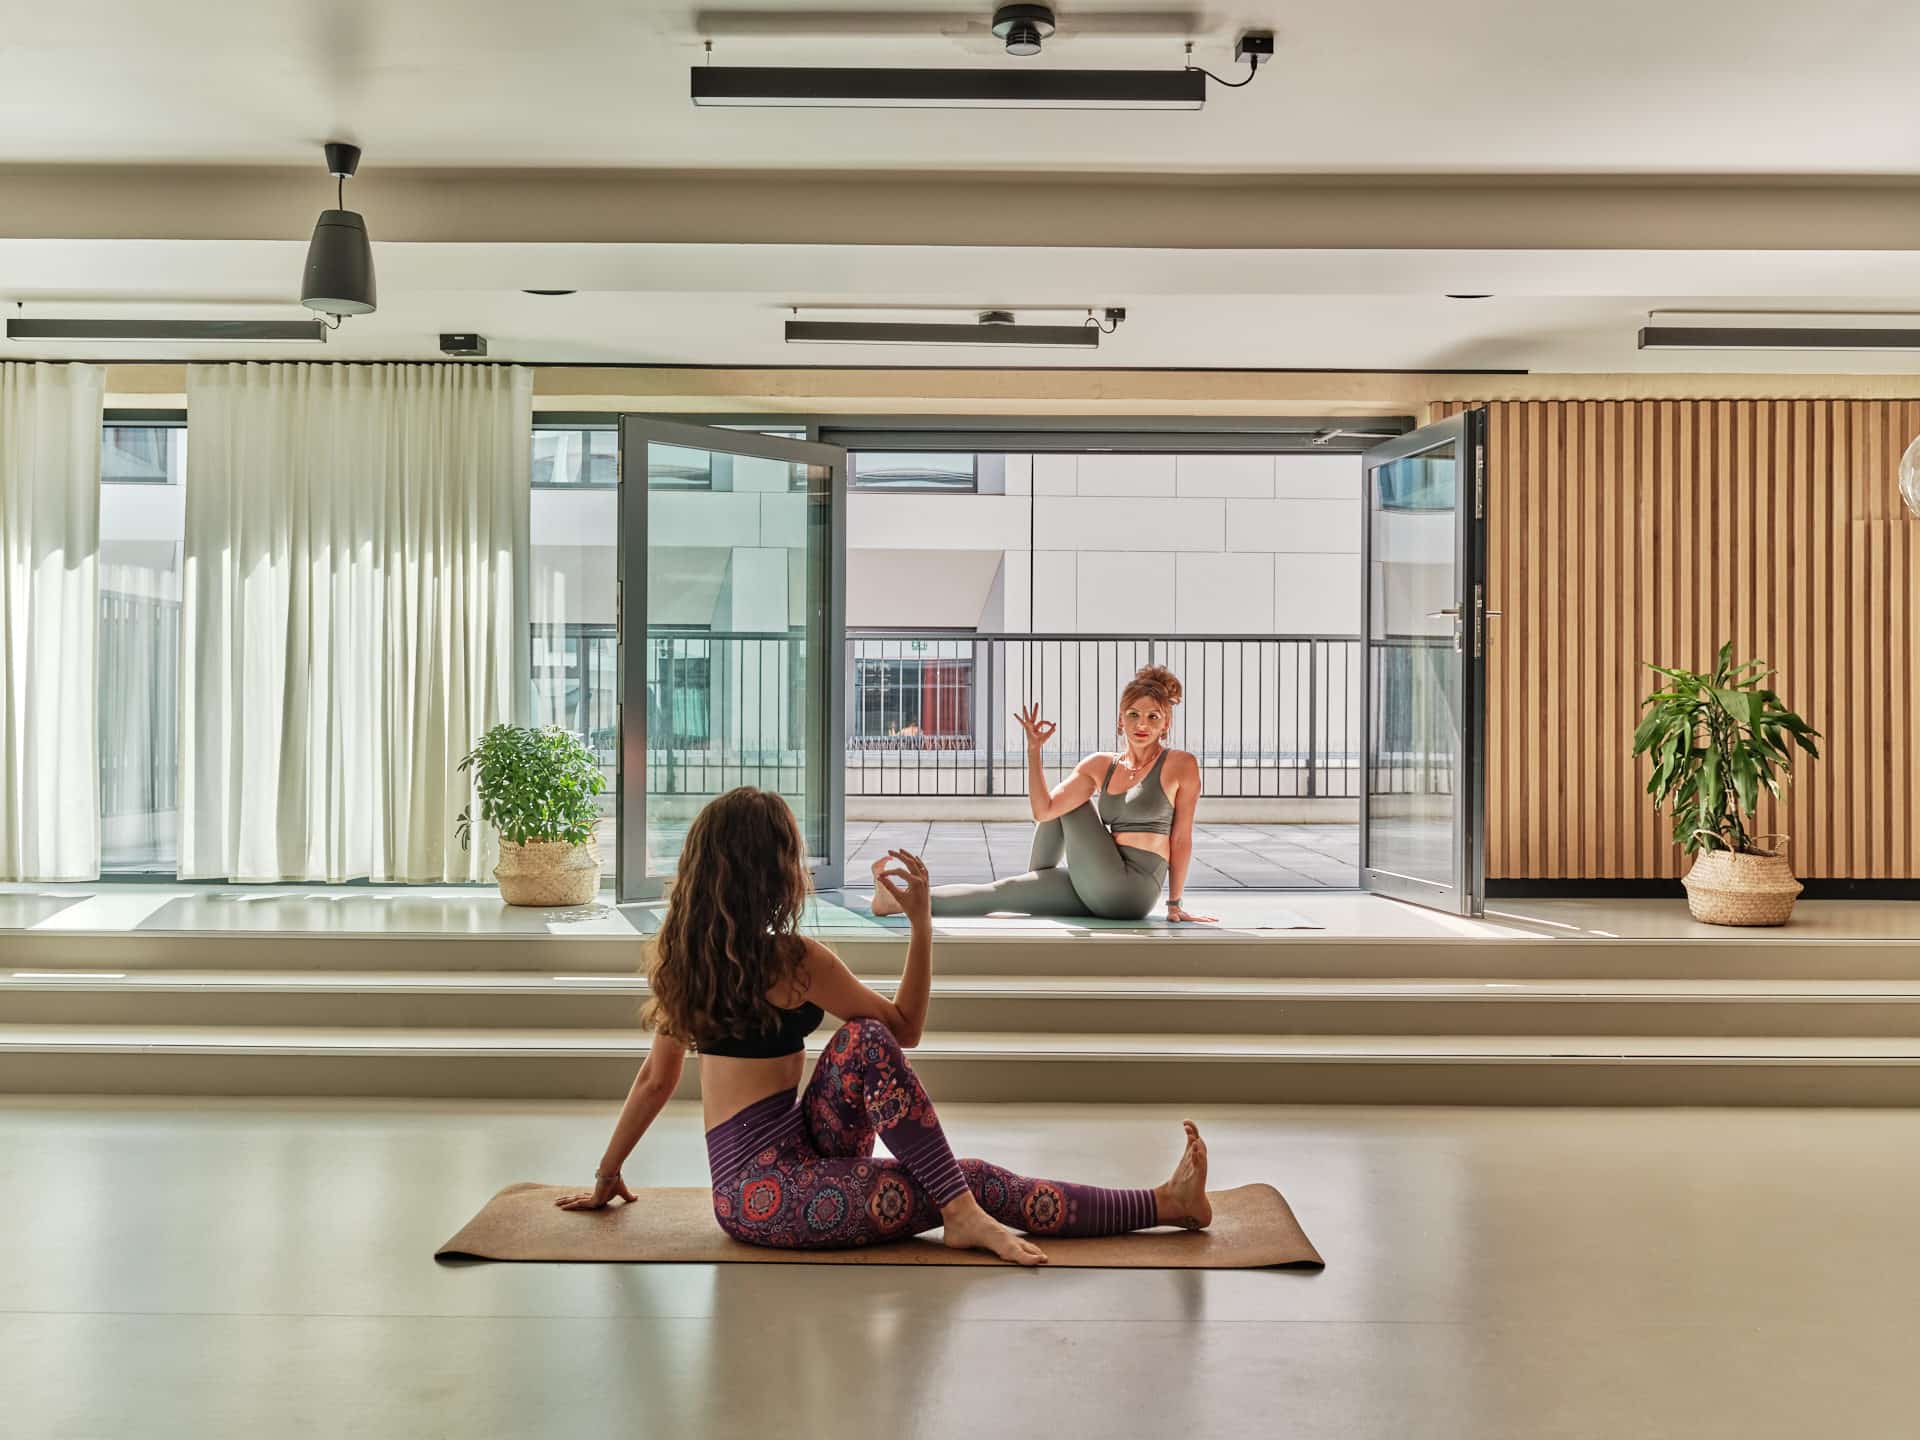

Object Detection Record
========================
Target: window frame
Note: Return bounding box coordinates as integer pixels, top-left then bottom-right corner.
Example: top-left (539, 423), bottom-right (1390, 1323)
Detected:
top-left (101, 409), bottom-right (187, 487)
top-left (531, 413), bottom-right (619, 490)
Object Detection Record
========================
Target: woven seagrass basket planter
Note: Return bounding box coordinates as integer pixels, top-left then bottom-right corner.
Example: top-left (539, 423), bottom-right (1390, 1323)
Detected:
top-left (495, 836), bottom-right (601, 908)
top-left (1682, 845), bottom-right (1802, 927)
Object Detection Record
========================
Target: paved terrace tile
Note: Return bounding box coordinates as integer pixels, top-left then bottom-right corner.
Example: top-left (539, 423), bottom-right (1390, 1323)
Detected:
top-left (845, 821), bottom-right (1357, 889)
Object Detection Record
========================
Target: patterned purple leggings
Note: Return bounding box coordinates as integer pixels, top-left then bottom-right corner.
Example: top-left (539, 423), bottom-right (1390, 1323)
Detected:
top-left (708, 1019), bottom-right (1159, 1249)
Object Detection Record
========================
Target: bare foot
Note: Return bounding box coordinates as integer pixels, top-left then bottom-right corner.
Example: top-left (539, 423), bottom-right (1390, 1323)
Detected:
top-left (940, 1192), bottom-right (1048, 1267)
top-left (1154, 1119), bottom-right (1212, 1230)
top-left (868, 856), bottom-right (904, 916)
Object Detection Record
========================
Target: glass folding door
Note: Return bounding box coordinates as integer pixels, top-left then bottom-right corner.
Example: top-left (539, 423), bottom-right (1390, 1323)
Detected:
top-left (1359, 410), bottom-right (1490, 915)
top-left (617, 419), bottom-right (846, 901)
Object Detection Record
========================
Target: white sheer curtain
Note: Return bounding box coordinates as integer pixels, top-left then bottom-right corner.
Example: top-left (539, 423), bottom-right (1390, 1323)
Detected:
top-left (180, 363), bottom-right (531, 882)
top-left (0, 363), bottom-right (105, 880)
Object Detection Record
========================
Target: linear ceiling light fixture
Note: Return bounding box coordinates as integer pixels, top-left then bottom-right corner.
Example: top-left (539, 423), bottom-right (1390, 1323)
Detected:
top-left (695, 63), bottom-right (1204, 109)
top-left (6, 319), bottom-right (328, 344)
top-left (1639, 322), bottom-right (1920, 350)
top-left (785, 308), bottom-right (1120, 348)
top-left (692, 15), bottom-right (1270, 111)
top-left (1643, 312), bottom-right (1920, 349)
top-left (301, 141), bottom-right (377, 321)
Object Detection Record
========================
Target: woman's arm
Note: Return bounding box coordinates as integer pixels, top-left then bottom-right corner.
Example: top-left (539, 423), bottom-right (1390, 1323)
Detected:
top-left (801, 850), bottom-right (933, 1046)
top-left (554, 1034), bottom-right (688, 1210)
top-left (1029, 754), bottom-right (1101, 823)
top-left (1016, 703), bottom-right (1099, 822)
top-left (1164, 753), bottom-right (1216, 924)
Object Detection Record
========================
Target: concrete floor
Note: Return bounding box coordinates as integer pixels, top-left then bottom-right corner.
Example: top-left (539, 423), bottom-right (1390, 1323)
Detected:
top-left (848, 820), bottom-right (1359, 889)
top-left (2, 1097), bottom-right (1913, 1438)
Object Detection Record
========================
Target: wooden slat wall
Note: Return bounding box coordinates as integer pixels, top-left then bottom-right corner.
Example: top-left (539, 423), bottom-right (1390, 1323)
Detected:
top-left (1436, 399), bottom-right (1920, 880)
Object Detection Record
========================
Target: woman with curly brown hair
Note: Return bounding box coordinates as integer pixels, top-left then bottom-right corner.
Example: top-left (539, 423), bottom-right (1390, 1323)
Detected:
top-left (555, 786), bottom-right (1212, 1265)
top-left (871, 664), bottom-right (1215, 923)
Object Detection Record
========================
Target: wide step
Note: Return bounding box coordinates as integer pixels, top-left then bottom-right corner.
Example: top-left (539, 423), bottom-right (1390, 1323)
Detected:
top-left (13, 930), bottom-right (1920, 980)
top-left (8, 971), bottom-right (1920, 1037)
top-left (4, 1025), bottom-right (1920, 1105)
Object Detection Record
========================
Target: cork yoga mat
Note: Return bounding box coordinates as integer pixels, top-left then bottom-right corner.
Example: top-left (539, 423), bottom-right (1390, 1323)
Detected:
top-left (437, 1182), bottom-right (1323, 1270)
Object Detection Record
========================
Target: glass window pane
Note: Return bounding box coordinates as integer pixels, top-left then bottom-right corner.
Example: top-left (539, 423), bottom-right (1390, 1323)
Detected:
top-left (530, 459), bottom-right (618, 885)
top-left (647, 442), bottom-right (715, 490)
top-left (532, 426), bottom-right (618, 487)
top-left (1366, 441), bottom-right (1459, 891)
top-left (640, 437), bottom-right (832, 878)
top-left (101, 424), bottom-right (183, 483)
top-left (850, 452), bottom-right (977, 492)
top-left (98, 423), bottom-right (187, 873)
top-left (850, 656), bottom-right (975, 746)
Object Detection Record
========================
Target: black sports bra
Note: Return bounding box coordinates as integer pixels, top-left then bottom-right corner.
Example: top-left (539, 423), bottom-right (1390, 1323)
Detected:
top-left (701, 1001), bottom-right (825, 1059)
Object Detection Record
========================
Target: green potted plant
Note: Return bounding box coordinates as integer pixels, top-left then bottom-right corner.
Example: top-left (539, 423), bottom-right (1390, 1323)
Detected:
top-left (457, 724), bottom-right (607, 907)
top-left (1632, 644), bottom-right (1821, 926)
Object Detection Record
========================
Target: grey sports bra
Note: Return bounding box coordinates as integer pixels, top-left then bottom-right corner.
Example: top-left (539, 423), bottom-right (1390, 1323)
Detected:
top-left (1097, 748), bottom-right (1175, 837)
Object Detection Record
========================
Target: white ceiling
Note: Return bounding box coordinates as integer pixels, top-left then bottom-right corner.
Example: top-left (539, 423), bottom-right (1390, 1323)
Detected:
top-left (5, 0), bottom-right (1920, 174)
top-left (10, 5), bottom-right (1920, 370)
top-left (10, 240), bottom-right (1920, 370)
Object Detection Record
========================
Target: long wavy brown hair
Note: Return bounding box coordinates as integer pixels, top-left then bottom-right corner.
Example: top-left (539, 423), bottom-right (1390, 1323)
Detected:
top-left (643, 787), bottom-right (812, 1049)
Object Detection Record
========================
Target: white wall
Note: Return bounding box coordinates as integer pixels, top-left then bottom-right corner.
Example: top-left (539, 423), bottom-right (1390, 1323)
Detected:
top-left (528, 450), bottom-right (1366, 639)
top-left (861, 451), bottom-right (1362, 636)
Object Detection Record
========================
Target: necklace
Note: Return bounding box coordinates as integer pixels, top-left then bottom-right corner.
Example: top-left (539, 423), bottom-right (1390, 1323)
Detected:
top-left (1115, 742), bottom-right (1163, 781)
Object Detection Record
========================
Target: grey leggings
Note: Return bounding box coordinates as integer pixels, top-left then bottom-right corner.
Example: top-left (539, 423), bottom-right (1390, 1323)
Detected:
top-left (927, 802), bottom-right (1170, 920)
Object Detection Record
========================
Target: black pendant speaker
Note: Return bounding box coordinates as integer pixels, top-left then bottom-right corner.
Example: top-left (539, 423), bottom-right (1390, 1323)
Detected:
top-left (301, 142), bottom-right (377, 318)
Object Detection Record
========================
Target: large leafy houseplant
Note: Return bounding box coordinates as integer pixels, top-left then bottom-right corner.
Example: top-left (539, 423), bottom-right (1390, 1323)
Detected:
top-left (1632, 645), bottom-right (1820, 926)
top-left (457, 724), bottom-right (607, 906)
top-left (1632, 645), bottom-right (1820, 855)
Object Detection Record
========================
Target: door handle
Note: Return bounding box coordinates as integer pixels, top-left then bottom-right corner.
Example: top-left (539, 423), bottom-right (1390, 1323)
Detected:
top-left (1426, 607), bottom-right (1461, 619)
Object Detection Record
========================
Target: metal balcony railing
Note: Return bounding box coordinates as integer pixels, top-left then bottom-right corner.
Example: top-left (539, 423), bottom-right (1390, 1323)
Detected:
top-left (848, 631), bottom-right (1363, 799)
top-left (531, 626), bottom-right (1452, 805)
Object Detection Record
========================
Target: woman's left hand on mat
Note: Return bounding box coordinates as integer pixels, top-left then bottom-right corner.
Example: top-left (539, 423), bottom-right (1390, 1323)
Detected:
top-left (554, 1174), bottom-right (637, 1210)
top-left (1166, 904), bottom-right (1217, 924)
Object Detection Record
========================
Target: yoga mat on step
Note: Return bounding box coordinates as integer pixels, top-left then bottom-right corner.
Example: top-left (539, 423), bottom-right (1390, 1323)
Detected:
top-left (437, 1182), bottom-right (1323, 1269)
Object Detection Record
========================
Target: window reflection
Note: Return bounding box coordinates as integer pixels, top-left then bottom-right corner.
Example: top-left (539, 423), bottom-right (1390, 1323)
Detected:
top-left (850, 452), bottom-right (978, 492)
top-left (98, 424), bottom-right (186, 873)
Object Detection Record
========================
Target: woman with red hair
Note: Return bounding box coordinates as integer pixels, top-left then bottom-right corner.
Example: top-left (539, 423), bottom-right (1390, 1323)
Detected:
top-left (872, 664), bottom-right (1214, 923)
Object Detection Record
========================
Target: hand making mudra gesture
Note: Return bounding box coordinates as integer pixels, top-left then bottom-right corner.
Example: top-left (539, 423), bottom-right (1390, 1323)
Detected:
top-left (1014, 701), bottom-right (1057, 750)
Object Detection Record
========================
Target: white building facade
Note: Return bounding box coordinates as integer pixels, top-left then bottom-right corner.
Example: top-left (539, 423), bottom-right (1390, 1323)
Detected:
top-left (840, 448), bottom-right (1367, 820)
